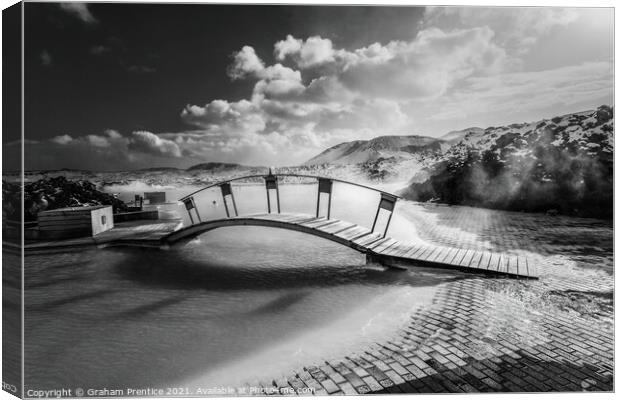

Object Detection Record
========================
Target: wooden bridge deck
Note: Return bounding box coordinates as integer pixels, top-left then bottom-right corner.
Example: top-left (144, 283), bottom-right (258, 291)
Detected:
top-left (17, 172), bottom-right (537, 278)
top-left (18, 212), bottom-right (537, 279)
top-left (163, 212), bottom-right (538, 279)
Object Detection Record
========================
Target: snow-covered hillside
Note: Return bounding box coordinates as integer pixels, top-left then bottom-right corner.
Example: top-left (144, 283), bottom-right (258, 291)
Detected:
top-left (444, 106), bottom-right (612, 162)
top-left (401, 105), bottom-right (614, 218)
top-left (304, 135), bottom-right (444, 165)
top-left (438, 127), bottom-right (484, 144)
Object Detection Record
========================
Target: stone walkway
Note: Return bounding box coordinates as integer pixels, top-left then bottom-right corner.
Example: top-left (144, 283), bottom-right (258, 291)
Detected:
top-left (247, 202), bottom-right (613, 394)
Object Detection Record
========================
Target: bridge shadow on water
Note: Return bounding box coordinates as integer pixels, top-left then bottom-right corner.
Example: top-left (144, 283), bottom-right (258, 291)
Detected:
top-left (25, 235), bottom-right (481, 392)
top-left (100, 246), bottom-right (478, 389)
top-left (112, 246), bottom-right (473, 293)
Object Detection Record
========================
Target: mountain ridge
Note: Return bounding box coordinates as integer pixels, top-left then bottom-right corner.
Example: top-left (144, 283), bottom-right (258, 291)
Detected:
top-left (399, 105), bottom-right (613, 218)
top-left (304, 134), bottom-right (445, 165)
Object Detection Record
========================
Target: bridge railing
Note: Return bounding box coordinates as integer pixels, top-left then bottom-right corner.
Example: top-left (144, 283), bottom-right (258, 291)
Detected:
top-left (178, 171), bottom-right (400, 238)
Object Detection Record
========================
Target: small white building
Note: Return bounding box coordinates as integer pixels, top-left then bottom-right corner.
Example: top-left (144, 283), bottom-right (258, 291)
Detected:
top-left (38, 205), bottom-right (114, 239)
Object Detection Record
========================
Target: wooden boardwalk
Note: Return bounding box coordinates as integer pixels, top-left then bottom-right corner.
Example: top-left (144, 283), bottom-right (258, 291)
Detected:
top-left (163, 212), bottom-right (538, 279)
top-left (20, 220), bottom-right (182, 253)
top-left (18, 211), bottom-right (537, 279)
top-left (16, 172), bottom-right (537, 279)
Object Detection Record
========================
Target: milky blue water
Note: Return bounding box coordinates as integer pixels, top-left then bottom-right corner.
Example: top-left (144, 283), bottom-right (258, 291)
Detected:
top-left (24, 183), bottom-right (463, 391)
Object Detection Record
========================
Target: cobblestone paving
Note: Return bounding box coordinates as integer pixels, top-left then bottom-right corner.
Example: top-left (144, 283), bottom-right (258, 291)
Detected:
top-left (250, 203), bottom-right (613, 394)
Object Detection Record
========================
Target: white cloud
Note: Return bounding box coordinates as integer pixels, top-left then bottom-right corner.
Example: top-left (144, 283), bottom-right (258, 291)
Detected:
top-left (337, 27), bottom-right (506, 99)
top-left (274, 35), bottom-right (302, 61)
top-left (86, 134), bottom-right (111, 148)
top-left (128, 65), bottom-right (156, 74)
top-left (227, 46), bottom-right (265, 80)
top-left (59, 3), bottom-right (97, 24)
top-left (316, 98), bottom-right (409, 132)
top-left (40, 50), bottom-right (53, 66)
top-left (47, 129), bottom-right (181, 160)
top-left (181, 99), bottom-right (266, 134)
top-left (252, 64), bottom-right (305, 99)
top-left (427, 61), bottom-right (613, 121)
top-left (175, 26), bottom-right (507, 164)
top-left (129, 131), bottom-right (182, 157)
top-left (170, 5), bottom-right (610, 166)
top-left (90, 45), bottom-right (110, 55)
top-left (104, 129), bottom-right (122, 139)
top-left (259, 63), bottom-right (302, 82)
top-left (276, 35), bottom-right (336, 68)
top-left (423, 7), bottom-right (579, 55)
top-left (44, 7), bottom-right (607, 168)
top-left (51, 134), bottom-right (73, 145)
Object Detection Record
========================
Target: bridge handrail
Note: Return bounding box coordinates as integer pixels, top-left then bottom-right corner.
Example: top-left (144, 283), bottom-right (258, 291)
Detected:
top-left (178, 173), bottom-right (401, 202)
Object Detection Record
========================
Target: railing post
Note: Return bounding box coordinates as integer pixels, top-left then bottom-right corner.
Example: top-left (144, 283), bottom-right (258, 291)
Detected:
top-left (231, 189), bottom-right (239, 216)
top-left (222, 195), bottom-right (230, 218)
top-left (192, 197), bottom-right (202, 223)
top-left (316, 178), bottom-right (333, 219)
top-left (371, 206), bottom-right (381, 232)
top-left (183, 197), bottom-right (202, 224)
top-left (220, 182), bottom-right (238, 218)
top-left (276, 181), bottom-right (281, 214)
top-left (371, 193), bottom-right (398, 238)
top-left (264, 169), bottom-right (280, 214)
top-left (183, 198), bottom-right (194, 224)
top-left (327, 189), bottom-right (332, 220)
top-left (383, 210), bottom-right (394, 238)
top-left (316, 178), bottom-right (334, 219)
top-left (316, 186), bottom-right (321, 217)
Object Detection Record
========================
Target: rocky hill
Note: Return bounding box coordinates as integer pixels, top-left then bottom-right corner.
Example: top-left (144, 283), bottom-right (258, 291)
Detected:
top-left (186, 162), bottom-right (254, 172)
top-left (400, 105), bottom-right (613, 219)
top-left (304, 135), bottom-right (445, 165)
top-left (438, 127), bottom-right (484, 144)
top-left (3, 176), bottom-right (128, 222)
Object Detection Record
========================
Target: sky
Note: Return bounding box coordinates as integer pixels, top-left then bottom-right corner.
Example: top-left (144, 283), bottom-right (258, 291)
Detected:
top-left (10, 2), bottom-right (615, 170)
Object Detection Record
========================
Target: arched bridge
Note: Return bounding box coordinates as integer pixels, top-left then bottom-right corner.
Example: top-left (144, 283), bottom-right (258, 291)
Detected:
top-left (162, 171), bottom-right (537, 279)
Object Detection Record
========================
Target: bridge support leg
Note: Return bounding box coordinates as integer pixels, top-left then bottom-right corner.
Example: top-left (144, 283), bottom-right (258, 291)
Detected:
top-left (276, 182), bottom-right (281, 214)
top-left (220, 183), bottom-right (238, 218)
top-left (264, 170), bottom-right (280, 214)
top-left (365, 253), bottom-right (407, 270)
top-left (231, 192), bottom-right (238, 216)
top-left (183, 197), bottom-right (200, 224)
top-left (371, 206), bottom-right (381, 232)
top-left (383, 211), bottom-right (393, 238)
top-left (265, 185), bottom-right (281, 213)
top-left (223, 197), bottom-right (230, 218)
top-left (327, 190), bottom-right (332, 220)
top-left (192, 198), bottom-right (202, 222)
top-left (316, 188), bottom-right (321, 218)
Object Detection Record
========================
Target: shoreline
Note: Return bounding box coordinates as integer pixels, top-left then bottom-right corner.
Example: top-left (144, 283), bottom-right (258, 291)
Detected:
top-left (15, 202), bottom-right (614, 393)
top-left (5, 179), bottom-right (614, 393)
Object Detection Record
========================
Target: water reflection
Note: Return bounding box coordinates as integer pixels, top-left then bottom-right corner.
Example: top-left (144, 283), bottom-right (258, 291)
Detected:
top-left (25, 225), bottom-right (469, 391)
